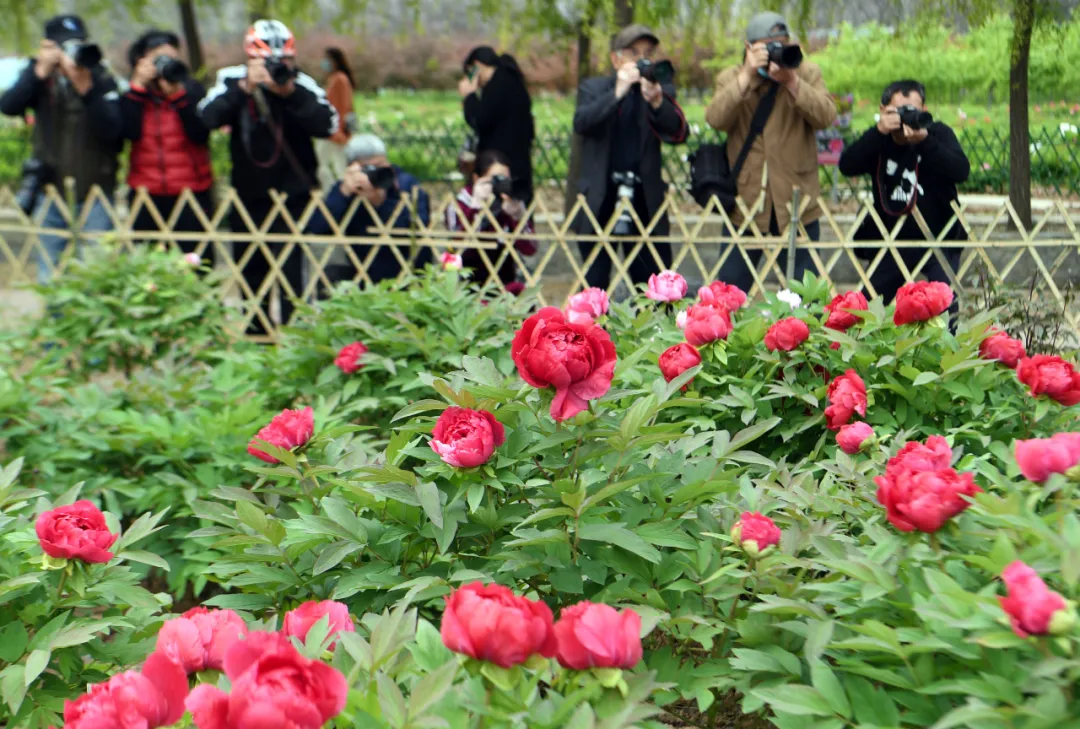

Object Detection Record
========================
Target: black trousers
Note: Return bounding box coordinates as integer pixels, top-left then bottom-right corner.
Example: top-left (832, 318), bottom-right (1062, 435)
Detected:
top-left (866, 243), bottom-right (962, 307)
top-left (714, 211), bottom-right (818, 291)
top-left (577, 184), bottom-right (672, 291)
top-left (132, 190), bottom-right (216, 266)
top-left (229, 195), bottom-right (308, 336)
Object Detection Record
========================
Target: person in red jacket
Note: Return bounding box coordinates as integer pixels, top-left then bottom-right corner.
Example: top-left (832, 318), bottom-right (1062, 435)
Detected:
top-left (121, 30), bottom-right (213, 259)
top-left (445, 148), bottom-right (535, 293)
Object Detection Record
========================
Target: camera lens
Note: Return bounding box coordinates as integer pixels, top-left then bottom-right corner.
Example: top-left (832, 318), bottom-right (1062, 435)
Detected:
top-left (154, 56), bottom-right (188, 84)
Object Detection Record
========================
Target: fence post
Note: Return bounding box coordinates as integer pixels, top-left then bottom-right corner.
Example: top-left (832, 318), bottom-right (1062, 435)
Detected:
top-left (786, 188), bottom-right (802, 283)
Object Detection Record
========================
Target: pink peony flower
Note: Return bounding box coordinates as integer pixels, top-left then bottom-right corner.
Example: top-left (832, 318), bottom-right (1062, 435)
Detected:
top-left (731, 512), bottom-right (781, 555)
top-left (247, 407), bottom-right (315, 464)
top-left (645, 270), bottom-right (688, 302)
top-left (836, 422), bottom-right (874, 454)
top-left (998, 561), bottom-right (1075, 637)
top-left (154, 607), bottom-right (248, 674)
top-left (334, 341), bottom-right (368, 374)
top-left (566, 287), bottom-right (610, 325)
top-left (1013, 432), bottom-right (1080, 483)
top-left (282, 600), bottom-right (355, 648)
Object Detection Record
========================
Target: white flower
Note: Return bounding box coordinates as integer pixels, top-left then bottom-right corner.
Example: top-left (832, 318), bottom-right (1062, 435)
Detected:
top-left (777, 289), bottom-right (802, 309)
top-left (957, 108), bottom-right (967, 120)
top-left (676, 309), bottom-right (688, 330)
top-left (873, 113), bottom-right (880, 123)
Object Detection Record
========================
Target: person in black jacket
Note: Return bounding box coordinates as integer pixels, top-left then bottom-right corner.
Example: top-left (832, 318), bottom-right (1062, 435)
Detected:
top-left (571, 24), bottom-right (688, 292)
top-left (459, 47), bottom-right (534, 204)
top-left (0, 15), bottom-right (123, 284)
top-left (197, 19), bottom-right (338, 336)
top-left (838, 79), bottom-right (970, 304)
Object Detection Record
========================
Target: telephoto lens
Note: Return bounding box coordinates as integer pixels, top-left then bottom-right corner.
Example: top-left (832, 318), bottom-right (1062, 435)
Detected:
top-left (264, 58), bottom-right (296, 86)
top-left (765, 41), bottom-right (803, 69)
top-left (636, 58), bottom-right (675, 85)
top-left (63, 40), bottom-right (103, 68)
top-left (361, 165), bottom-right (397, 191)
top-left (153, 55), bottom-right (188, 84)
top-left (897, 105), bottom-right (934, 130)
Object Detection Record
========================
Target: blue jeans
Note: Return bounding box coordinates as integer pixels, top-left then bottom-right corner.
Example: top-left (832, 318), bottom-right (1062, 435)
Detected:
top-left (35, 197), bottom-right (113, 284)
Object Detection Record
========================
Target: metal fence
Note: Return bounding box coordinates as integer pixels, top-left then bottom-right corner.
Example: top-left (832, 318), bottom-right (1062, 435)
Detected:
top-left (0, 122), bottom-right (1078, 198)
top-left (1, 182), bottom-right (1077, 341)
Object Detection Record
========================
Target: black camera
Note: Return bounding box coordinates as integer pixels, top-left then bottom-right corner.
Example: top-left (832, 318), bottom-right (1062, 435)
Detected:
top-left (153, 55), bottom-right (188, 85)
top-left (264, 57), bottom-right (297, 86)
top-left (62, 40), bottom-right (102, 68)
top-left (15, 158), bottom-right (54, 214)
top-left (897, 105), bottom-right (933, 130)
top-left (636, 58), bottom-right (674, 85)
top-left (491, 174), bottom-right (513, 198)
top-left (765, 41), bottom-right (802, 69)
top-left (361, 165), bottom-right (396, 191)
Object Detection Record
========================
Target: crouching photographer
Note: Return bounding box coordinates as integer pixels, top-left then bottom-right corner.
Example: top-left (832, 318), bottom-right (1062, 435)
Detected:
top-left (838, 80), bottom-right (970, 306)
top-left (307, 134), bottom-right (431, 287)
top-left (122, 30), bottom-right (213, 259)
top-left (0, 14), bottom-right (123, 284)
top-left (198, 19), bottom-right (339, 335)
top-left (446, 149), bottom-right (535, 294)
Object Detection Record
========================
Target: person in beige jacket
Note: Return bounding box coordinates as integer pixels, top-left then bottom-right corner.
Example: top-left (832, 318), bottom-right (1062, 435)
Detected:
top-left (704, 12), bottom-right (836, 289)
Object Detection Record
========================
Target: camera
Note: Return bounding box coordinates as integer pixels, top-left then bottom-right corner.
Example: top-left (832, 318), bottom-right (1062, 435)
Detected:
top-left (361, 164), bottom-right (396, 191)
top-left (15, 158), bottom-right (54, 214)
top-left (611, 171), bottom-right (640, 235)
top-left (765, 41), bottom-right (802, 69)
top-left (61, 40), bottom-right (102, 69)
top-left (153, 55), bottom-right (188, 85)
top-left (636, 58), bottom-right (674, 85)
top-left (897, 105), bottom-right (933, 130)
top-left (491, 175), bottom-right (513, 198)
top-left (264, 57), bottom-right (297, 86)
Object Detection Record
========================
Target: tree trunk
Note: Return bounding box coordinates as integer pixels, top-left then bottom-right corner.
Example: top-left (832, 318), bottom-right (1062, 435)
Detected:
top-left (563, 7), bottom-right (596, 217)
top-left (248, 0), bottom-right (271, 22)
top-left (1008, 0), bottom-right (1034, 230)
top-left (614, 0), bottom-right (634, 26)
top-left (178, 0), bottom-right (205, 76)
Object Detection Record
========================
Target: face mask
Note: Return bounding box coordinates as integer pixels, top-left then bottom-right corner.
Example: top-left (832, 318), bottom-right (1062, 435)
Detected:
top-left (758, 67), bottom-right (770, 79)
top-left (320, 59), bottom-right (332, 72)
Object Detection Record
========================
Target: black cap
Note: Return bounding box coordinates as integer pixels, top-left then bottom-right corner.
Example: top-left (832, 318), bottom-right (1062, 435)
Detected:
top-left (45, 15), bottom-right (88, 45)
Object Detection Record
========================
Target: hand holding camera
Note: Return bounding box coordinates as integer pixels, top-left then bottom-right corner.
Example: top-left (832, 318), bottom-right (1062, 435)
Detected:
top-left (242, 56), bottom-right (295, 96)
top-left (34, 39), bottom-right (64, 80)
top-left (614, 61), bottom-right (641, 100)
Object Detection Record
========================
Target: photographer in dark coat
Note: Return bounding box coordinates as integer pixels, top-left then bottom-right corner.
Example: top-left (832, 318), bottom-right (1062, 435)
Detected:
top-left (0, 15), bottom-right (123, 283)
top-left (459, 47), bottom-right (534, 204)
top-left (839, 80), bottom-right (970, 304)
top-left (571, 24), bottom-right (688, 292)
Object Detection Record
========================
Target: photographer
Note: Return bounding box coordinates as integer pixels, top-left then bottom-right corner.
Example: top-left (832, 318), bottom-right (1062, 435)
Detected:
top-left (704, 12), bottom-right (836, 290)
top-left (839, 80), bottom-right (970, 304)
top-left (571, 24), bottom-right (687, 292)
top-left (197, 19), bottom-right (339, 335)
top-left (122, 30), bottom-right (213, 258)
top-left (459, 46), bottom-right (534, 204)
top-left (445, 149), bottom-right (535, 293)
top-left (307, 134), bottom-right (431, 286)
top-left (0, 14), bottom-right (123, 284)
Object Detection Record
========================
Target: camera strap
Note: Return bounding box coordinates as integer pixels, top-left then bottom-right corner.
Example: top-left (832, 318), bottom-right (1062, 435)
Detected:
top-left (730, 83), bottom-right (779, 180)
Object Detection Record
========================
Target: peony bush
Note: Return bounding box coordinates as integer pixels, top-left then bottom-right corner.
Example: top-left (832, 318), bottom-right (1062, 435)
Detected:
top-left (2, 261), bottom-right (1079, 729)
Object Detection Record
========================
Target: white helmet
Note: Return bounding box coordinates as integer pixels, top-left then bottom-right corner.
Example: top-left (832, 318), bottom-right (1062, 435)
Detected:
top-left (244, 19), bottom-right (295, 59)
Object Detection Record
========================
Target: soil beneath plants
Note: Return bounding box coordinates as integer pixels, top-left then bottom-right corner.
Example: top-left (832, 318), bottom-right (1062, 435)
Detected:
top-left (660, 692), bottom-right (773, 729)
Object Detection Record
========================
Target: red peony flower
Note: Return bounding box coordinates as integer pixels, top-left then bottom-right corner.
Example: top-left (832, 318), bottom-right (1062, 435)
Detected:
top-left (893, 281), bottom-right (953, 325)
top-left (824, 370), bottom-right (867, 431)
top-left (430, 407), bottom-right (506, 468)
top-left (441, 252), bottom-right (464, 271)
top-left (566, 287), bottom-right (610, 325)
top-left (824, 290), bottom-right (869, 331)
top-left (764, 317), bottom-right (810, 352)
top-left (334, 342), bottom-right (368, 374)
top-left (646, 270), bottom-right (688, 302)
top-left (1017, 355), bottom-right (1080, 406)
top-left (511, 307), bottom-right (617, 422)
top-left (1014, 432), bottom-right (1080, 483)
top-left (683, 304), bottom-right (733, 347)
top-left (731, 512), bottom-right (782, 555)
top-left (874, 436), bottom-right (982, 533)
top-left (979, 329), bottom-right (1026, 369)
top-left (698, 281), bottom-right (747, 311)
top-left (185, 632), bottom-right (347, 729)
top-left (554, 602), bottom-right (642, 670)
top-left (282, 600), bottom-right (355, 648)
top-left (59, 652), bottom-right (188, 729)
top-left (36, 501), bottom-right (117, 564)
top-left (505, 281), bottom-right (525, 296)
top-left (658, 343), bottom-right (702, 390)
top-left (999, 561), bottom-right (1075, 638)
top-left (836, 422), bottom-right (874, 455)
top-left (247, 407), bottom-right (315, 463)
top-left (154, 607), bottom-right (248, 675)
top-left (440, 582), bottom-right (557, 668)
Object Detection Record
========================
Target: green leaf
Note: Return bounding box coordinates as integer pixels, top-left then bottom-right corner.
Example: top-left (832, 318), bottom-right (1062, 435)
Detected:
top-left (376, 672), bottom-right (407, 729)
top-left (202, 594), bottom-right (275, 611)
top-left (1, 665), bottom-right (25, 714)
top-left (0, 622), bottom-right (28, 663)
top-left (113, 509), bottom-right (168, 552)
top-left (803, 620), bottom-right (835, 662)
top-left (810, 661), bottom-right (851, 719)
top-left (930, 701), bottom-right (1005, 729)
top-left (415, 482), bottom-right (443, 528)
top-left (117, 550), bottom-right (171, 571)
top-left (321, 497), bottom-right (368, 542)
top-left (480, 663), bottom-right (518, 691)
top-left (391, 399), bottom-right (449, 423)
top-left (750, 685), bottom-right (834, 716)
top-left (913, 371), bottom-right (939, 386)
top-left (460, 355), bottom-right (504, 387)
top-left (312, 541), bottom-right (363, 576)
top-left (407, 659), bottom-right (458, 720)
top-left (235, 501), bottom-right (269, 536)
top-left (636, 521), bottom-right (697, 550)
top-left (23, 649), bottom-right (49, 686)
top-left (0, 457), bottom-right (23, 491)
top-left (845, 675), bottom-right (900, 727)
top-left (578, 522), bottom-right (661, 563)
